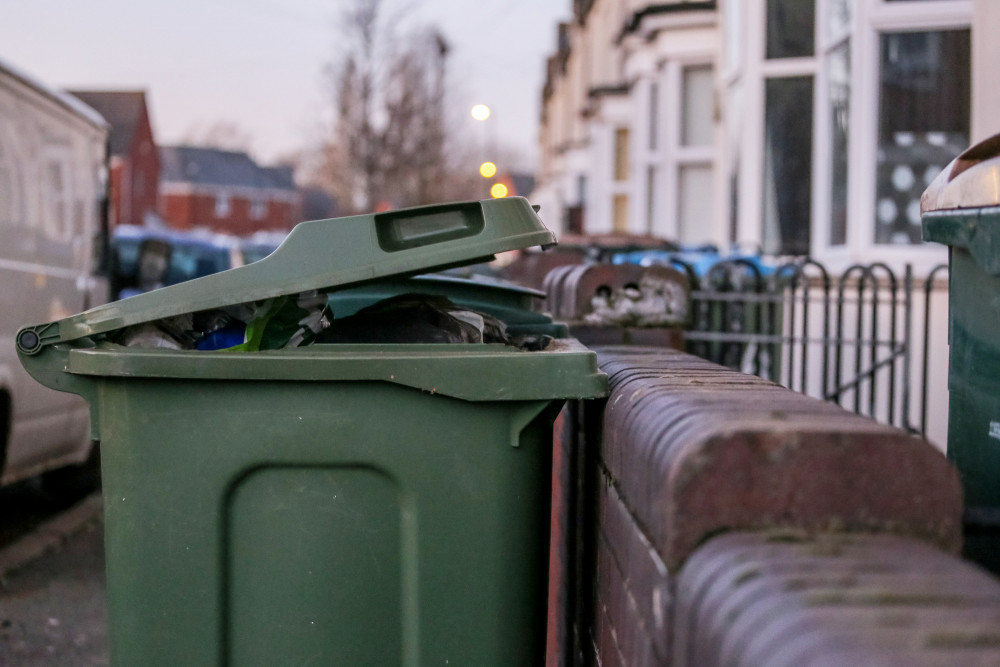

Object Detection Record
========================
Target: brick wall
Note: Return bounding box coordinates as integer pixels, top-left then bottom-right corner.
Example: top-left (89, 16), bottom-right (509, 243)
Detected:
top-left (675, 531), bottom-right (1000, 666)
top-left (127, 111), bottom-right (159, 226)
top-left (551, 346), bottom-right (1000, 666)
top-left (159, 190), bottom-right (300, 235)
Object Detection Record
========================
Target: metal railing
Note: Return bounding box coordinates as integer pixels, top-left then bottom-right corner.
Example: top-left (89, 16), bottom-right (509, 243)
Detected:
top-left (677, 258), bottom-right (949, 438)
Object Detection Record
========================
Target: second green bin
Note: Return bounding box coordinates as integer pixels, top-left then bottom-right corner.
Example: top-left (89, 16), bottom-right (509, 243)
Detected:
top-left (17, 198), bottom-right (607, 666)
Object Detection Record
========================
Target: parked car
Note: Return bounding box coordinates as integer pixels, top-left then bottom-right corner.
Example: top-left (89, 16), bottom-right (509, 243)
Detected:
top-left (109, 226), bottom-right (242, 299)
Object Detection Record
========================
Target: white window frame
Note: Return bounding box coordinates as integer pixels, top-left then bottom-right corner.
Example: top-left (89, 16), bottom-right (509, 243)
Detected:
top-left (813, 0), bottom-right (854, 257)
top-left (250, 196), bottom-right (268, 220)
top-left (721, 0), bottom-right (746, 247)
top-left (595, 94), bottom-right (635, 235)
top-left (817, 0), bottom-right (972, 271)
top-left (726, 0), bottom-right (819, 255)
top-left (672, 60), bottom-right (719, 246)
top-left (611, 123), bottom-right (631, 233)
top-left (643, 55), bottom-right (719, 245)
top-left (215, 192), bottom-right (231, 218)
top-left (724, 0), bottom-right (971, 271)
top-left (641, 76), bottom-right (662, 234)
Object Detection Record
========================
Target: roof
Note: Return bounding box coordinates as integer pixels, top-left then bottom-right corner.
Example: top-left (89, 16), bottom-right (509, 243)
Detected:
top-left (66, 90), bottom-right (147, 155)
top-left (160, 145), bottom-right (297, 192)
top-left (0, 56), bottom-right (107, 130)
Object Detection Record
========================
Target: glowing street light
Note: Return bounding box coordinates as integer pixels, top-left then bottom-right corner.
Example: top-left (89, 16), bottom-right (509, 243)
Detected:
top-left (490, 182), bottom-right (508, 198)
top-left (470, 104), bottom-right (491, 121)
top-left (479, 161), bottom-right (497, 178)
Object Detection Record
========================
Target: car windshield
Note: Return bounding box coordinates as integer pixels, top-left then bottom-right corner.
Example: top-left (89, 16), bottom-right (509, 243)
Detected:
top-left (166, 243), bottom-right (231, 284)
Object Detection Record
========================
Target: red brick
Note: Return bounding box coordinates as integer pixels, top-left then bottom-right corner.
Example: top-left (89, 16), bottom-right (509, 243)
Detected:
top-left (594, 347), bottom-right (963, 571)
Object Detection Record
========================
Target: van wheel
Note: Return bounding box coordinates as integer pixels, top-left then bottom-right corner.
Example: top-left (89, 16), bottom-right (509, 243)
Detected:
top-left (41, 441), bottom-right (101, 501)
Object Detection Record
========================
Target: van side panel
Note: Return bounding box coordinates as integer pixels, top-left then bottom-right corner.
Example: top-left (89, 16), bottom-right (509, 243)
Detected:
top-left (0, 66), bottom-right (106, 485)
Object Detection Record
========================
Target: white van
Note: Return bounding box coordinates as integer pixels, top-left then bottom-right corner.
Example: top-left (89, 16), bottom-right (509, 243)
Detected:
top-left (0, 57), bottom-right (108, 487)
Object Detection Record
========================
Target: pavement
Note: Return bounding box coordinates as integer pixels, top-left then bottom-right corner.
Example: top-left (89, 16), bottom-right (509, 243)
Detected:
top-left (0, 493), bottom-right (108, 666)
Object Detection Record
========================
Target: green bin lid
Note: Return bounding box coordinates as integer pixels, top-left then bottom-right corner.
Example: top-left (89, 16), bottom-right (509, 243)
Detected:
top-left (17, 197), bottom-right (554, 354)
top-left (922, 134), bottom-right (1000, 275)
top-left (921, 133), bottom-right (1000, 216)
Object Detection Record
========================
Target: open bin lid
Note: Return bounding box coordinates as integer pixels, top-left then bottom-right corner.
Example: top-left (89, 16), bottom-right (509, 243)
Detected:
top-left (17, 197), bottom-right (554, 355)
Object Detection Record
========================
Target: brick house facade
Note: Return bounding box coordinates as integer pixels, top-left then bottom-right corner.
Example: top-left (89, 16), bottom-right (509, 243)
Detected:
top-left (68, 90), bottom-right (159, 228)
top-left (158, 146), bottom-right (301, 235)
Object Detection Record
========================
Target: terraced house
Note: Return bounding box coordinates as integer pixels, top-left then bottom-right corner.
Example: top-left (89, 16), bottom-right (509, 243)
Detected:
top-left (158, 145), bottom-right (301, 236)
top-left (534, 0), bottom-right (995, 271)
top-left (532, 0), bottom-right (998, 447)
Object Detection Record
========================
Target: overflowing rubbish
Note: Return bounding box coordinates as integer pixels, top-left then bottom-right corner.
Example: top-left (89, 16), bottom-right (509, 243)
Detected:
top-left (584, 270), bottom-right (688, 327)
top-left (317, 293), bottom-right (551, 350)
top-left (543, 262), bottom-right (689, 327)
top-left (117, 290), bottom-right (332, 351)
top-left (117, 291), bottom-right (550, 352)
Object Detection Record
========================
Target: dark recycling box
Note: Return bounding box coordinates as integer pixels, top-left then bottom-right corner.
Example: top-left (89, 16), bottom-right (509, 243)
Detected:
top-left (922, 133), bottom-right (1000, 572)
top-left (17, 198), bottom-right (607, 666)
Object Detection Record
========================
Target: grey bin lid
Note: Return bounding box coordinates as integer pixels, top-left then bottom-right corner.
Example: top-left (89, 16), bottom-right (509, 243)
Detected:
top-left (921, 133), bottom-right (1000, 214)
top-left (17, 197), bottom-right (555, 354)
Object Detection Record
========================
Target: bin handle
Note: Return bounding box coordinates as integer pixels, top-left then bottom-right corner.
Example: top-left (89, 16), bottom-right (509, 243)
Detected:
top-left (16, 322), bottom-right (60, 356)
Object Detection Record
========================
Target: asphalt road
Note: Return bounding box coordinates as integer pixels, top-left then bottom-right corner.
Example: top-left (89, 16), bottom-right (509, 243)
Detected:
top-left (0, 478), bottom-right (95, 550)
top-left (0, 487), bottom-right (108, 666)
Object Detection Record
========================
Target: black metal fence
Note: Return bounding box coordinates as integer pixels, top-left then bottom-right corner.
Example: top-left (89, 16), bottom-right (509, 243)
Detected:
top-left (675, 258), bottom-right (949, 439)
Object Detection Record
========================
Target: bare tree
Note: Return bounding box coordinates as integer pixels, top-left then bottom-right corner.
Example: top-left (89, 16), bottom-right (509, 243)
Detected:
top-left (320, 0), bottom-right (480, 213)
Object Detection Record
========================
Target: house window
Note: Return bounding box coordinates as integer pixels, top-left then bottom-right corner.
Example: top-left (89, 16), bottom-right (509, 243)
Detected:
top-left (645, 165), bottom-right (657, 232)
top-left (648, 82), bottom-right (659, 151)
top-left (215, 193), bottom-right (231, 218)
top-left (724, 0), bottom-right (743, 72)
top-left (826, 0), bottom-right (849, 39)
top-left (722, 0), bottom-right (970, 260)
top-left (762, 76), bottom-right (813, 256)
top-left (612, 193), bottom-right (629, 232)
top-left (677, 64), bottom-right (716, 245)
top-left (679, 165), bottom-right (714, 243)
top-left (614, 128), bottom-right (630, 181)
top-left (250, 198), bottom-right (268, 220)
top-left (726, 81), bottom-right (743, 245)
top-left (612, 126), bottom-right (631, 233)
top-left (875, 29), bottom-right (970, 245)
top-left (681, 65), bottom-right (714, 147)
top-left (766, 0), bottom-right (814, 60)
top-left (827, 41), bottom-right (850, 247)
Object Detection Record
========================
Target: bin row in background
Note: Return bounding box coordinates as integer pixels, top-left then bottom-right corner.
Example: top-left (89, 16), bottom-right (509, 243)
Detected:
top-left (539, 262), bottom-right (689, 349)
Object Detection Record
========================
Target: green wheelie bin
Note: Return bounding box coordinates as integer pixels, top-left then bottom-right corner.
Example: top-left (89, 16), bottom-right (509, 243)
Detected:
top-left (16, 198), bottom-right (607, 666)
top-left (922, 133), bottom-right (1000, 573)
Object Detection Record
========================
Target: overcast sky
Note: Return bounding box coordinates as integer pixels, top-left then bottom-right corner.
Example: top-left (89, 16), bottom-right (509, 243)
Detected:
top-left (1, 0), bottom-right (569, 167)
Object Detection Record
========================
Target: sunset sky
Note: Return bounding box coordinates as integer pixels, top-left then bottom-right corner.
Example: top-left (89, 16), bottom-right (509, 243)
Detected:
top-left (1, 0), bottom-right (569, 166)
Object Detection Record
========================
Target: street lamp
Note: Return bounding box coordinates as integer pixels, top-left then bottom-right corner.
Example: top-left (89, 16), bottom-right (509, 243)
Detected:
top-left (470, 104), bottom-right (491, 121)
top-left (479, 161), bottom-right (497, 178)
top-left (472, 104), bottom-right (501, 197)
